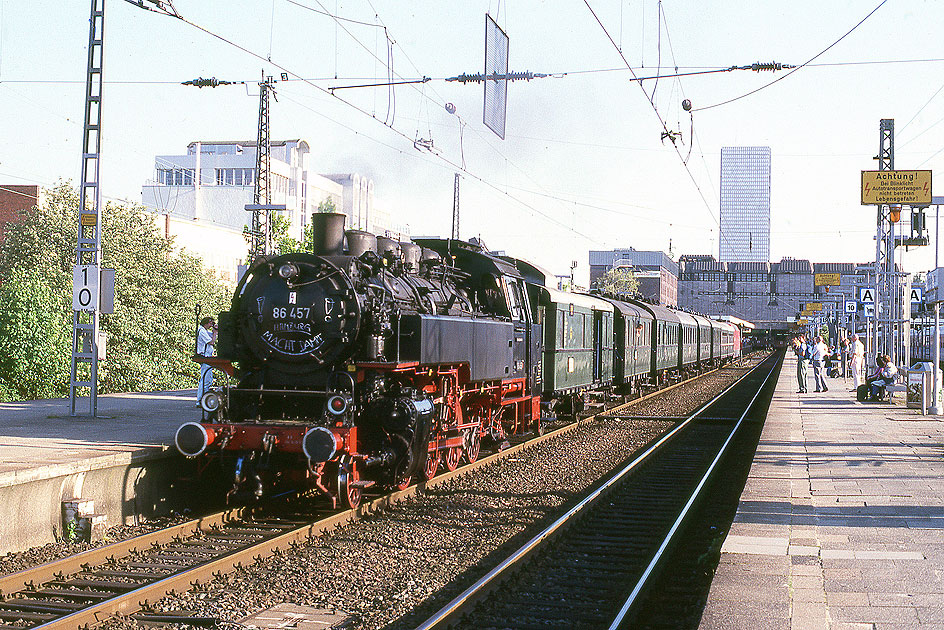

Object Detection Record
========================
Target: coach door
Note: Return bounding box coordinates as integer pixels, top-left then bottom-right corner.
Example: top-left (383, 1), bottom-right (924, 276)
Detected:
top-left (593, 309), bottom-right (604, 382)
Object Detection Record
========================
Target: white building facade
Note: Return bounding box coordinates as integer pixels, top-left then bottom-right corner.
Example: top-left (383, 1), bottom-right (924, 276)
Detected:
top-left (141, 140), bottom-right (404, 281)
top-left (719, 146), bottom-right (771, 263)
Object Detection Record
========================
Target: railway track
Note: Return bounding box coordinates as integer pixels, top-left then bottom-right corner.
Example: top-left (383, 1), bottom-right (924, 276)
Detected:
top-left (0, 359), bottom-right (761, 630)
top-left (414, 352), bottom-right (779, 630)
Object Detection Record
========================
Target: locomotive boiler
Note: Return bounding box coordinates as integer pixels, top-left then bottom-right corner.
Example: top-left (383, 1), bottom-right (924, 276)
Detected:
top-left (175, 213), bottom-right (543, 508)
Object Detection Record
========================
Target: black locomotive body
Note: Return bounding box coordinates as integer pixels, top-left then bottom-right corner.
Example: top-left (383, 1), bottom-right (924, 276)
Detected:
top-left (176, 214), bottom-right (542, 508)
top-left (177, 213), bottom-right (741, 508)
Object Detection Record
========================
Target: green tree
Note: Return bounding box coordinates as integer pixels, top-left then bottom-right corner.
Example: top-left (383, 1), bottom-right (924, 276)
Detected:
top-left (0, 182), bottom-right (229, 400)
top-left (593, 266), bottom-right (639, 297)
top-left (0, 265), bottom-right (72, 401)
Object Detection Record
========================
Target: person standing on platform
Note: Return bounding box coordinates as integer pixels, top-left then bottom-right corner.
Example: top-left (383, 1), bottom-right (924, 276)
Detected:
top-left (811, 335), bottom-right (829, 392)
top-left (196, 316), bottom-right (217, 406)
top-left (794, 334), bottom-right (809, 393)
top-left (850, 334), bottom-right (865, 389)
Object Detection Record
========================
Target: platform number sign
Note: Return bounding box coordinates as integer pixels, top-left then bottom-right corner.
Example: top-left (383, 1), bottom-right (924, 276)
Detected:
top-left (73, 265), bottom-right (98, 311)
top-left (911, 288), bottom-right (923, 303)
top-left (845, 302), bottom-right (857, 313)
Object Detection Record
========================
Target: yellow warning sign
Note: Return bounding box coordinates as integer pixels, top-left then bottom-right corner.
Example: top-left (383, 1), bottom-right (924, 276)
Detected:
top-left (806, 302), bottom-right (823, 312)
top-left (797, 318), bottom-right (809, 326)
top-left (80, 213), bottom-right (98, 227)
top-left (800, 310), bottom-right (812, 317)
top-left (815, 273), bottom-right (840, 286)
top-left (861, 170), bottom-right (932, 205)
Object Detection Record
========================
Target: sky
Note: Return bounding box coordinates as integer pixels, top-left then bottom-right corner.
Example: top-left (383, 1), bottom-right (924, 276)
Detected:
top-left (1, 0), bottom-right (943, 285)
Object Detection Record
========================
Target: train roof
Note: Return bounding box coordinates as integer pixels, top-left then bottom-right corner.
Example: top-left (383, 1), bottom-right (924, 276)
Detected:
top-left (506, 257), bottom-right (555, 287)
top-left (542, 287), bottom-right (614, 311)
top-left (597, 296), bottom-right (651, 319)
top-left (627, 299), bottom-right (684, 324)
top-left (412, 238), bottom-right (522, 279)
top-left (689, 312), bottom-right (713, 328)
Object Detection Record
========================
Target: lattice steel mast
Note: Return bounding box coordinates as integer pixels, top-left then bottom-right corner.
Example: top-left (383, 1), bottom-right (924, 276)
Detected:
top-left (873, 119), bottom-right (896, 365)
top-left (451, 173), bottom-right (460, 240)
top-left (70, 0), bottom-right (106, 416)
top-left (248, 74), bottom-right (277, 262)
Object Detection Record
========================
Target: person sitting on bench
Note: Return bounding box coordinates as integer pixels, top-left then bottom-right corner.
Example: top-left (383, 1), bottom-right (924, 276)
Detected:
top-left (867, 354), bottom-right (898, 401)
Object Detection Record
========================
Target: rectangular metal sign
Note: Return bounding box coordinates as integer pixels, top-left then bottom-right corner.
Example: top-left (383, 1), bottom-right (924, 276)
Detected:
top-left (859, 287), bottom-right (875, 303)
top-left (911, 287), bottom-right (923, 303)
top-left (806, 302), bottom-right (823, 312)
top-left (845, 301), bottom-right (857, 313)
top-left (73, 265), bottom-right (98, 312)
top-left (80, 213), bottom-right (97, 227)
top-left (814, 273), bottom-right (840, 286)
top-left (861, 170), bottom-right (932, 205)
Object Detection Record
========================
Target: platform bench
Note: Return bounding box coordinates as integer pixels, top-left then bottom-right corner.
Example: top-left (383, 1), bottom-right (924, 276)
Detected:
top-left (886, 383), bottom-right (907, 402)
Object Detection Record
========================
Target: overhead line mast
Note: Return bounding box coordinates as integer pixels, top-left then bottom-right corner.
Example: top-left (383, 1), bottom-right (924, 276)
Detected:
top-left (70, 0), bottom-right (179, 417)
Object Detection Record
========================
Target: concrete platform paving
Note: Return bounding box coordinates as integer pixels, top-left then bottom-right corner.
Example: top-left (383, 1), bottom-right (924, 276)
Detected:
top-left (699, 355), bottom-right (944, 630)
top-left (0, 390), bottom-right (201, 553)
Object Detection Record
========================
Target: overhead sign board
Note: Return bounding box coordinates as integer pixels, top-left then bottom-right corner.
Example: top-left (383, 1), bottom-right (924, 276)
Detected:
top-left (814, 273), bottom-right (840, 286)
top-left (861, 170), bottom-right (932, 205)
top-left (806, 302), bottom-right (823, 312)
top-left (859, 287), bottom-right (875, 303)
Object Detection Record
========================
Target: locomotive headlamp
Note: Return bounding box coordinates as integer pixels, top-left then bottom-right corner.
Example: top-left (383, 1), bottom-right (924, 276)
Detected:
top-left (326, 394), bottom-right (350, 415)
top-left (278, 263), bottom-right (300, 279)
top-left (200, 390), bottom-right (221, 412)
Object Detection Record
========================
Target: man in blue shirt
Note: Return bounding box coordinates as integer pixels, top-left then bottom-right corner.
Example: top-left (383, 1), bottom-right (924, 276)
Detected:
top-left (794, 334), bottom-right (809, 393)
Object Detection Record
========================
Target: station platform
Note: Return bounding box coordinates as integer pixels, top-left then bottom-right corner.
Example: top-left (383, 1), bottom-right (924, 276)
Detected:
top-left (699, 355), bottom-right (944, 630)
top-left (0, 390), bottom-right (198, 554)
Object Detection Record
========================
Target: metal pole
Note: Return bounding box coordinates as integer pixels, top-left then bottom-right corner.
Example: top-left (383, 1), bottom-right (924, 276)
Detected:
top-left (931, 203), bottom-right (941, 415)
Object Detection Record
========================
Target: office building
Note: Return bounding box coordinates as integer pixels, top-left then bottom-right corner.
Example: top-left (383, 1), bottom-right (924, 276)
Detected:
top-left (719, 146), bottom-right (771, 263)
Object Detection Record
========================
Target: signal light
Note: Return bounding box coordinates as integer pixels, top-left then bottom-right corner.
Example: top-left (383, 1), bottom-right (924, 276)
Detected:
top-left (889, 205), bottom-right (901, 223)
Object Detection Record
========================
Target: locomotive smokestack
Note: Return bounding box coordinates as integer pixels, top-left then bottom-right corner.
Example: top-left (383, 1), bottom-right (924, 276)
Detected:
top-left (400, 242), bottom-right (421, 272)
top-left (311, 212), bottom-right (346, 256)
top-left (345, 230), bottom-right (377, 257)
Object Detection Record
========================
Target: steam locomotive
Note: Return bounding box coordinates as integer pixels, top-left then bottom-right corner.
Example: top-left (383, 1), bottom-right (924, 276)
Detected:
top-left (175, 213), bottom-right (740, 508)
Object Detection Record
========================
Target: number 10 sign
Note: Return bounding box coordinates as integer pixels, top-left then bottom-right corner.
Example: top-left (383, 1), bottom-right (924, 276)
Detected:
top-left (73, 265), bottom-right (99, 311)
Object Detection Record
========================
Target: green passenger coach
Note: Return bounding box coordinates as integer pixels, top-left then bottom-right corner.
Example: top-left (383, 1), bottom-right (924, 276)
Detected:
top-left (538, 287), bottom-right (614, 394)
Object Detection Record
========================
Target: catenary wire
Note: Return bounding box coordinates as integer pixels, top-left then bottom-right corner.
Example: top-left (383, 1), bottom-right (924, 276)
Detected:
top-left (692, 0), bottom-right (889, 112)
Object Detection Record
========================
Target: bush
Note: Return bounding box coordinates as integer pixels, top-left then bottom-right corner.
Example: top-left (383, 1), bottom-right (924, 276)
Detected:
top-left (0, 182), bottom-right (230, 401)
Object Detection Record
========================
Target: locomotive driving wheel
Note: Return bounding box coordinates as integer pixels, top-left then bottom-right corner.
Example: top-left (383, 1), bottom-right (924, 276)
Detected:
top-left (336, 455), bottom-right (362, 510)
top-left (423, 442), bottom-right (440, 480)
top-left (445, 445), bottom-right (462, 471)
top-left (462, 427), bottom-right (481, 464)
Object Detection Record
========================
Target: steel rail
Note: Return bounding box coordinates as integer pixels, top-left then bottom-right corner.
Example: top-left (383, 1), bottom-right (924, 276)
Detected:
top-left (607, 354), bottom-right (780, 629)
top-left (414, 353), bottom-right (774, 630)
top-left (4, 359), bottom-right (745, 629)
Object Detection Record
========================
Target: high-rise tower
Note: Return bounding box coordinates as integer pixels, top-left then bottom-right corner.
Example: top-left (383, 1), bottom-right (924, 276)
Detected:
top-left (719, 146), bottom-right (771, 263)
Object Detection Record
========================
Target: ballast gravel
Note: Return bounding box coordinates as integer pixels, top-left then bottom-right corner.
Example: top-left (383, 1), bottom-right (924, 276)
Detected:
top-left (102, 357), bottom-right (765, 630)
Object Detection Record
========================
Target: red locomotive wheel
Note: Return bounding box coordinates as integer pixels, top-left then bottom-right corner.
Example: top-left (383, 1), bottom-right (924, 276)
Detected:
top-left (337, 456), bottom-right (361, 510)
top-left (395, 474), bottom-right (412, 491)
top-left (445, 446), bottom-right (462, 472)
top-left (423, 447), bottom-right (440, 480)
top-left (463, 427), bottom-right (481, 464)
